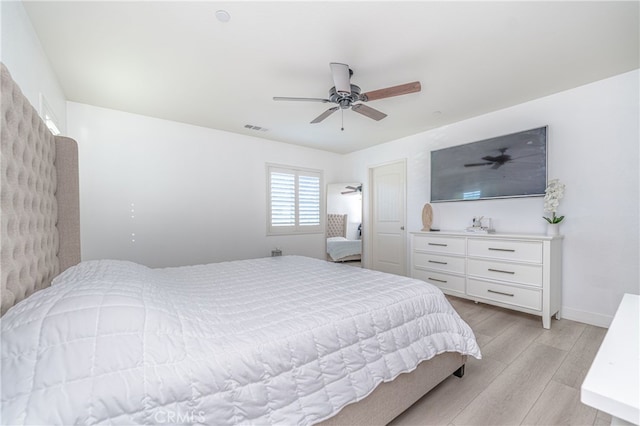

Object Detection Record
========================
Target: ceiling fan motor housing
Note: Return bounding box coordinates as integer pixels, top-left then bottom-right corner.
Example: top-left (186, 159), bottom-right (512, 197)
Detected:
top-left (329, 84), bottom-right (362, 108)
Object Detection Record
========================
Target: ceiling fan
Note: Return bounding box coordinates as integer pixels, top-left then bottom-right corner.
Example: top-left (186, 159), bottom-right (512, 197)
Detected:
top-left (464, 148), bottom-right (513, 169)
top-left (273, 63), bottom-right (421, 129)
top-left (341, 184), bottom-right (362, 195)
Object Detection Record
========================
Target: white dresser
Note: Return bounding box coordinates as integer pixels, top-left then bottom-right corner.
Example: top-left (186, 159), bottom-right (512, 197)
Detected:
top-left (411, 231), bottom-right (562, 329)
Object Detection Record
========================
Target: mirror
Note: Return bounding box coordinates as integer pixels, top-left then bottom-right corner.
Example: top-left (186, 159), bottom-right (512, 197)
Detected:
top-left (326, 183), bottom-right (363, 266)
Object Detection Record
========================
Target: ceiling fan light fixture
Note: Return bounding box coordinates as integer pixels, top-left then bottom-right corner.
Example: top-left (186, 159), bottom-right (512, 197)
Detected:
top-left (330, 63), bottom-right (351, 94)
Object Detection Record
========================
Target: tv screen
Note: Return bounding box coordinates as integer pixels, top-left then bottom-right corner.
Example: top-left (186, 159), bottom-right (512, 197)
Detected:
top-left (430, 126), bottom-right (547, 202)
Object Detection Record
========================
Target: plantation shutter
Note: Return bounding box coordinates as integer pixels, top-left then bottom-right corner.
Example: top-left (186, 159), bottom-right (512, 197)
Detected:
top-left (268, 165), bottom-right (323, 234)
top-left (298, 174), bottom-right (320, 226)
top-left (270, 172), bottom-right (296, 227)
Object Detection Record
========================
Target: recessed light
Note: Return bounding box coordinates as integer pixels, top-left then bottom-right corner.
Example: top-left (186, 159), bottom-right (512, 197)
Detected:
top-left (215, 10), bottom-right (231, 23)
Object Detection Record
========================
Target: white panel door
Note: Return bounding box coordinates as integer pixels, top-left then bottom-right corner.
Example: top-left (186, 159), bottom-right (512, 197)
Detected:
top-left (370, 160), bottom-right (406, 275)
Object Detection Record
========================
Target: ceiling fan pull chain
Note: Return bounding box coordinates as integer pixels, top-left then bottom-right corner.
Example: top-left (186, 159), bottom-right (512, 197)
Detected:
top-left (341, 108), bottom-right (344, 131)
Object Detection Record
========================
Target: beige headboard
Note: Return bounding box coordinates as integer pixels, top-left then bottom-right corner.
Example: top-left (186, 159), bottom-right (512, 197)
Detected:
top-left (1, 63), bottom-right (80, 316)
top-left (327, 214), bottom-right (347, 238)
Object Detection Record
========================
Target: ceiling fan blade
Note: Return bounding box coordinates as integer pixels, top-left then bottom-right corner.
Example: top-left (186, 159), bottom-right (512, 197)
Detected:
top-left (351, 104), bottom-right (387, 121)
top-left (273, 96), bottom-right (331, 103)
top-left (311, 106), bottom-right (339, 123)
top-left (330, 62), bottom-right (351, 94)
top-left (362, 81), bottom-right (421, 102)
top-left (342, 184), bottom-right (362, 194)
top-left (464, 162), bottom-right (494, 167)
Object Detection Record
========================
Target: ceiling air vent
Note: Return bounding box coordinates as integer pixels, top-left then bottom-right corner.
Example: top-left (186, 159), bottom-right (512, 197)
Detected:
top-left (244, 124), bottom-right (269, 132)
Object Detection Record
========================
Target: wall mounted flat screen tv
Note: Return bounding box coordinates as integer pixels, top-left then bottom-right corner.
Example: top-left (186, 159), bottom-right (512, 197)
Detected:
top-left (431, 126), bottom-right (547, 202)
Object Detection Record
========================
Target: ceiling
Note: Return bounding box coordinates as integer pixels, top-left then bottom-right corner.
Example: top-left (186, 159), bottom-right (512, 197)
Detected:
top-left (23, 1), bottom-right (639, 154)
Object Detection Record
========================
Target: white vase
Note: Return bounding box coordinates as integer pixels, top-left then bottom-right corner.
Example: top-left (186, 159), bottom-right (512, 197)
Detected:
top-left (547, 223), bottom-right (560, 236)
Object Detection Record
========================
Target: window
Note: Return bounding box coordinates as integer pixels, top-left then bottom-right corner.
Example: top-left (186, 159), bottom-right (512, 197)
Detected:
top-left (267, 164), bottom-right (323, 235)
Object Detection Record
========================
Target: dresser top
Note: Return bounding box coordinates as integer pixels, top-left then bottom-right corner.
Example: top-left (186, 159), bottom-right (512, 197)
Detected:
top-left (411, 230), bottom-right (563, 241)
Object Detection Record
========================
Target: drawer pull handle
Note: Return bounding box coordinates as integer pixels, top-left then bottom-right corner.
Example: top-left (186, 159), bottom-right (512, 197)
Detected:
top-left (488, 268), bottom-right (515, 275)
top-left (428, 277), bottom-right (447, 283)
top-left (428, 260), bottom-right (448, 265)
top-left (428, 243), bottom-right (448, 247)
top-left (488, 247), bottom-right (515, 252)
top-left (488, 289), bottom-right (515, 297)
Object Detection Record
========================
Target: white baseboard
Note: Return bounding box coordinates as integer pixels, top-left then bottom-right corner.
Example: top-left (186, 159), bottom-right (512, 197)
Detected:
top-left (562, 306), bottom-right (612, 328)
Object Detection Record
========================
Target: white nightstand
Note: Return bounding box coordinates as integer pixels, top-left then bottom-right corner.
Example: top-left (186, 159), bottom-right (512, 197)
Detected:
top-left (581, 294), bottom-right (640, 425)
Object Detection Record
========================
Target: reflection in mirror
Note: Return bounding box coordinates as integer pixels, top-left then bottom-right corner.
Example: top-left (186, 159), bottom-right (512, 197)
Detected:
top-left (326, 183), bottom-right (363, 266)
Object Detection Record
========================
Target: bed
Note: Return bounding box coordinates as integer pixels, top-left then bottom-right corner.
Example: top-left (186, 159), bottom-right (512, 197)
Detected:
top-left (0, 63), bottom-right (481, 425)
top-left (326, 214), bottom-right (362, 262)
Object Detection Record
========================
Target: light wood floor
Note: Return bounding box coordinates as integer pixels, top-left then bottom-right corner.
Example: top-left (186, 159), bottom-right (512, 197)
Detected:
top-left (390, 296), bottom-right (610, 426)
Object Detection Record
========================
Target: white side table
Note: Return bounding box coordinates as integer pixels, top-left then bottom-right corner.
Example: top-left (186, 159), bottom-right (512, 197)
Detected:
top-left (581, 294), bottom-right (640, 425)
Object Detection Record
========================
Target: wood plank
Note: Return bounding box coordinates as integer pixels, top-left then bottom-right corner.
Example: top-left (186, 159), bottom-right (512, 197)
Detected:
top-left (451, 343), bottom-right (567, 425)
top-left (553, 325), bottom-right (607, 389)
top-left (471, 309), bottom-right (525, 338)
top-left (480, 322), bottom-right (544, 364)
top-left (447, 297), bottom-right (500, 328)
top-left (521, 380), bottom-right (597, 425)
top-left (594, 410), bottom-right (612, 425)
top-left (535, 318), bottom-right (586, 351)
top-left (390, 356), bottom-right (506, 426)
top-left (472, 332), bottom-right (495, 349)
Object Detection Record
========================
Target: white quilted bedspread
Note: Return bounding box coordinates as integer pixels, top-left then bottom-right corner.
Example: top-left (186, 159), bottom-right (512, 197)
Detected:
top-left (326, 237), bottom-right (361, 261)
top-left (1, 256), bottom-right (480, 425)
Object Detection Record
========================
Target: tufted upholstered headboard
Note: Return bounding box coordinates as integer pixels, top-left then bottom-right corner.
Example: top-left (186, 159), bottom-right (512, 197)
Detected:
top-left (326, 214), bottom-right (347, 238)
top-left (1, 63), bottom-right (81, 316)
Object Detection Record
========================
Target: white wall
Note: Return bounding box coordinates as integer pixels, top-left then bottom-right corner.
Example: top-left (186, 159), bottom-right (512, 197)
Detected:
top-left (67, 102), bottom-right (343, 267)
top-left (344, 70), bottom-right (639, 327)
top-left (0, 1), bottom-right (66, 133)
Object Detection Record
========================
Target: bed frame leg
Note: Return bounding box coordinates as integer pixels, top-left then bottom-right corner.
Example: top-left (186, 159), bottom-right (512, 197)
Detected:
top-left (453, 364), bottom-right (465, 378)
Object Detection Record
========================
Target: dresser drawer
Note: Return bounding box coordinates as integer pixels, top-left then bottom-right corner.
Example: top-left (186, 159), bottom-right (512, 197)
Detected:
top-left (467, 278), bottom-right (542, 311)
top-left (468, 238), bottom-right (542, 263)
top-left (413, 234), bottom-right (465, 255)
top-left (468, 258), bottom-right (542, 287)
top-left (412, 268), bottom-right (465, 295)
top-left (413, 252), bottom-right (465, 274)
